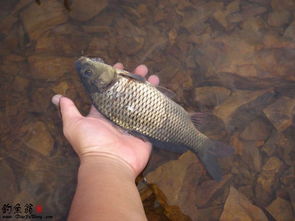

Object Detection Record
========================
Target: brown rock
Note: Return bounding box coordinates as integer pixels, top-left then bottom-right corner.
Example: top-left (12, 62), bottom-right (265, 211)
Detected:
top-left (280, 167), bottom-right (295, 186)
top-left (195, 175), bottom-right (232, 208)
top-left (255, 157), bottom-right (284, 206)
top-left (115, 21), bottom-right (145, 56)
top-left (231, 134), bottom-right (262, 174)
top-left (0, 160), bottom-right (17, 202)
top-left (240, 118), bottom-right (272, 141)
top-left (69, 0), bottom-right (108, 21)
top-left (271, 0), bottom-right (295, 10)
top-left (220, 186), bottom-right (268, 221)
top-left (22, 121), bottom-right (54, 156)
top-left (262, 132), bottom-right (278, 156)
top-left (28, 55), bottom-right (74, 80)
top-left (266, 197), bottom-right (294, 221)
top-left (20, 0), bottom-right (68, 40)
top-left (268, 10), bottom-right (291, 27)
top-left (87, 37), bottom-right (110, 55)
top-left (145, 151), bottom-right (202, 220)
top-left (263, 96), bottom-right (295, 132)
top-left (194, 86), bottom-right (231, 107)
top-left (35, 33), bottom-right (88, 56)
top-left (289, 189), bottom-right (295, 213)
top-left (284, 21), bottom-right (295, 40)
top-left (1, 54), bottom-right (27, 75)
top-left (276, 133), bottom-right (294, 166)
top-left (238, 185), bottom-right (254, 200)
top-left (213, 89), bottom-right (268, 127)
top-left (52, 81), bottom-right (70, 95)
top-left (12, 76), bottom-right (29, 92)
top-left (241, 4), bottom-right (267, 18)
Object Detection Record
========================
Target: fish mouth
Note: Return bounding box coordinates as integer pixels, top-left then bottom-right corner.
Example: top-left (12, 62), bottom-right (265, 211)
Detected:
top-left (75, 56), bottom-right (88, 73)
top-left (75, 56), bottom-right (105, 73)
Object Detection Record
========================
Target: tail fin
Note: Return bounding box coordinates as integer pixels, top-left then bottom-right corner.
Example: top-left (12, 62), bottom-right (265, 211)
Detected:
top-left (197, 140), bottom-right (233, 181)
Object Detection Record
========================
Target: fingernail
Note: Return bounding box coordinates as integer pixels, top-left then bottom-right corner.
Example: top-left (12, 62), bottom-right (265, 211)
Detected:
top-left (51, 94), bottom-right (63, 118)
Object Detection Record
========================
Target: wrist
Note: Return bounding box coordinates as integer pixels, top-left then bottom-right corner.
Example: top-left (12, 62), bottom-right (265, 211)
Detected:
top-left (79, 153), bottom-right (136, 180)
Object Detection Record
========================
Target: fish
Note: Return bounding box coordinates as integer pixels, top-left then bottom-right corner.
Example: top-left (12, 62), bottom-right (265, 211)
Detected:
top-left (75, 56), bottom-right (232, 181)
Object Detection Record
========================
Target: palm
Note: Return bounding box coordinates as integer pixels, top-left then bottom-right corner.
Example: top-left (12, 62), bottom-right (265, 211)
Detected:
top-left (56, 63), bottom-right (159, 176)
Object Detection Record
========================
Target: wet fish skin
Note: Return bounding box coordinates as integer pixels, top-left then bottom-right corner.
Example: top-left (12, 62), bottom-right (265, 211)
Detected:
top-left (76, 56), bottom-right (224, 181)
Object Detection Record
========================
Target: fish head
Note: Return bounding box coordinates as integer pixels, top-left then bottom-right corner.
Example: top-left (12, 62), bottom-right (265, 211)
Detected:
top-left (75, 56), bottom-right (117, 93)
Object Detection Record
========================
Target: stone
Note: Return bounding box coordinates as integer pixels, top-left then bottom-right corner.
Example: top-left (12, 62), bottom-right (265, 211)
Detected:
top-left (195, 175), bottom-right (232, 208)
top-left (268, 10), bottom-right (291, 27)
top-left (1, 54), bottom-right (27, 75)
top-left (30, 87), bottom-right (55, 114)
top-left (213, 89), bottom-right (268, 128)
top-left (255, 157), bottom-right (283, 206)
top-left (254, 48), bottom-right (295, 81)
top-left (69, 0), bottom-right (108, 21)
top-left (35, 33), bottom-right (88, 56)
top-left (263, 96), bottom-right (295, 132)
top-left (22, 121), bottom-right (54, 156)
top-left (145, 151), bottom-right (203, 220)
top-left (262, 132), bottom-right (278, 156)
top-left (220, 186), bottom-right (268, 221)
top-left (52, 81), bottom-right (70, 95)
top-left (12, 76), bottom-right (29, 92)
top-left (86, 37), bottom-right (110, 55)
top-left (28, 55), bottom-right (74, 80)
top-left (241, 4), bottom-right (267, 18)
top-left (240, 118), bottom-right (272, 141)
top-left (266, 197), bottom-right (294, 221)
top-left (238, 185), bottom-right (254, 201)
top-left (0, 159), bottom-right (17, 202)
top-left (289, 189), bottom-right (295, 213)
top-left (20, 0), bottom-right (68, 40)
top-left (275, 132), bottom-right (294, 166)
top-left (271, 0), bottom-right (295, 11)
top-left (280, 167), bottom-right (295, 186)
top-left (194, 86), bottom-right (231, 108)
top-left (284, 21), bottom-right (295, 40)
top-left (230, 134), bottom-right (263, 175)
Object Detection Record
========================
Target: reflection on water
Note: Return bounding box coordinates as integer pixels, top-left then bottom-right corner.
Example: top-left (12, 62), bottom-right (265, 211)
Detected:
top-left (1, 0), bottom-right (294, 220)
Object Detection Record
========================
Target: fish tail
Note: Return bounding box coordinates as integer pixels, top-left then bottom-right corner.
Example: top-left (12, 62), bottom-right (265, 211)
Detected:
top-left (196, 139), bottom-right (233, 181)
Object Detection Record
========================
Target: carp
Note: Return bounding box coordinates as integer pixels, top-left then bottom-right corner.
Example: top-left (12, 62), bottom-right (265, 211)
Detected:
top-left (76, 57), bottom-right (232, 181)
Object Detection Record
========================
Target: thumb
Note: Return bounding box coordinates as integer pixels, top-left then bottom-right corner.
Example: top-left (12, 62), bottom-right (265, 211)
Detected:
top-left (52, 94), bottom-right (82, 126)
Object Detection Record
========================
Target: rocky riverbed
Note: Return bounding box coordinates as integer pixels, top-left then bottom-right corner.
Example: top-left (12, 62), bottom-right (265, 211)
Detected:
top-left (0, 0), bottom-right (294, 220)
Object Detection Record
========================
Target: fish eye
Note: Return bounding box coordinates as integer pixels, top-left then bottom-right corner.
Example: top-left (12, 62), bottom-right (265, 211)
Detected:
top-left (84, 70), bottom-right (92, 77)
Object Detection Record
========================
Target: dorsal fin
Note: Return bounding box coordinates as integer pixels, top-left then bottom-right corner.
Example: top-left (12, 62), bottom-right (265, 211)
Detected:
top-left (156, 86), bottom-right (177, 100)
top-left (117, 70), bottom-right (146, 82)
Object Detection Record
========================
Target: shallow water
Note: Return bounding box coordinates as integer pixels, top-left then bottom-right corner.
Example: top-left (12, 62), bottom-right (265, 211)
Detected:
top-left (0, 0), bottom-right (294, 220)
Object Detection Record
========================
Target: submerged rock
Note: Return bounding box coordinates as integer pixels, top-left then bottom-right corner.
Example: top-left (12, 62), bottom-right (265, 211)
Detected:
top-left (20, 0), bottom-right (68, 40)
top-left (266, 197), bottom-right (294, 221)
top-left (195, 175), bottom-right (232, 208)
top-left (21, 121), bottom-right (54, 156)
top-left (240, 118), bottom-right (272, 141)
top-left (145, 151), bottom-right (202, 220)
top-left (263, 96), bottom-right (295, 132)
top-left (220, 186), bottom-right (268, 221)
top-left (213, 89), bottom-right (269, 130)
top-left (194, 86), bottom-right (231, 108)
top-left (0, 160), bottom-right (17, 202)
top-left (255, 157), bottom-right (284, 206)
top-left (28, 55), bottom-right (74, 80)
top-left (69, 0), bottom-right (108, 21)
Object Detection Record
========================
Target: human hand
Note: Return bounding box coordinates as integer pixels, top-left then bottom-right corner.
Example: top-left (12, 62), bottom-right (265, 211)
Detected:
top-left (52, 63), bottom-right (159, 177)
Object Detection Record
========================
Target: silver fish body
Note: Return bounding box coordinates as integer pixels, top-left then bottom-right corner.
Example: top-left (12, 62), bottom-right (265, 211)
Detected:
top-left (76, 57), bottom-right (225, 180)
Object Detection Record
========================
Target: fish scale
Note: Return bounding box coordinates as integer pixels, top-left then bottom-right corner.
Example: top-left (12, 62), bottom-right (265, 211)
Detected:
top-left (91, 75), bottom-right (203, 151)
top-left (76, 56), bottom-right (230, 180)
